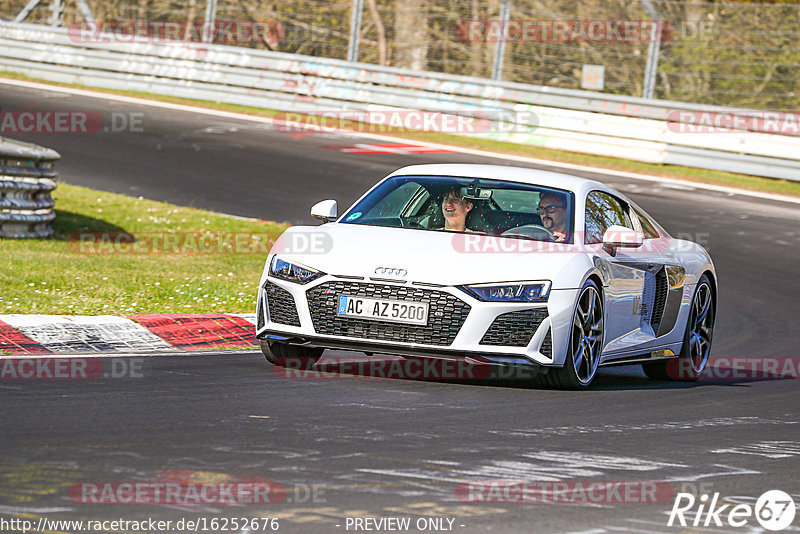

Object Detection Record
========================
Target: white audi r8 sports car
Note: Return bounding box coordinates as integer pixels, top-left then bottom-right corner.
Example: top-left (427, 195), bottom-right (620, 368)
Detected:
top-left (255, 164), bottom-right (716, 388)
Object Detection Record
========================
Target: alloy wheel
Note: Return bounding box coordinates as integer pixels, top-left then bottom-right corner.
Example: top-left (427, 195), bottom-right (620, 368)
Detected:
top-left (571, 284), bottom-right (604, 385)
top-left (687, 281), bottom-right (714, 375)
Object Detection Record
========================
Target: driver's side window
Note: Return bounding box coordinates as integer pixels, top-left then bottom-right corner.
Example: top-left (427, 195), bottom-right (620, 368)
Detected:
top-left (584, 191), bottom-right (633, 244)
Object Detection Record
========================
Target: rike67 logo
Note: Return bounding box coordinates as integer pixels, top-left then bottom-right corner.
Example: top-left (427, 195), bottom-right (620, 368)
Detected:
top-left (668, 490), bottom-right (796, 531)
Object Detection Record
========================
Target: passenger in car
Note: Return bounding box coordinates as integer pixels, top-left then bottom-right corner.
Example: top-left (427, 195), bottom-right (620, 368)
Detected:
top-left (441, 187), bottom-right (474, 232)
top-left (537, 192), bottom-right (568, 242)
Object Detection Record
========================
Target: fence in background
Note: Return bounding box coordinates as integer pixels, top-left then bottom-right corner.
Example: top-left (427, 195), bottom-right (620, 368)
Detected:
top-left (0, 22), bottom-right (798, 181)
top-left (0, 136), bottom-right (59, 238)
top-left (2, 0), bottom-right (798, 109)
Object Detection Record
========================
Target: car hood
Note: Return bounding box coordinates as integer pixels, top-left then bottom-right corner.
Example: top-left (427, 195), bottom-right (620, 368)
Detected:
top-left (269, 223), bottom-right (590, 289)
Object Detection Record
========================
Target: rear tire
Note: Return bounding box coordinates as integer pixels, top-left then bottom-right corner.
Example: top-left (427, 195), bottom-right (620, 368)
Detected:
top-left (642, 274), bottom-right (715, 381)
top-left (259, 339), bottom-right (323, 369)
top-left (542, 279), bottom-right (604, 389)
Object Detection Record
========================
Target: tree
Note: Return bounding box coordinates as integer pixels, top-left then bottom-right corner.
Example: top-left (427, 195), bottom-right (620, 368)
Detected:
top-left (393, 0), bottom-right (428, 70)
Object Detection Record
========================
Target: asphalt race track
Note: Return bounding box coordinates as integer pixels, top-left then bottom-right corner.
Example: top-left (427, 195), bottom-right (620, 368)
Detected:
top-left (2, 81), bottom-right (800, 533)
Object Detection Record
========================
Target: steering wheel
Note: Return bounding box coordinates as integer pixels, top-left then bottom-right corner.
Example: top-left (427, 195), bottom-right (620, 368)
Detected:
top-left (501, 224), bottom-right (557, 242)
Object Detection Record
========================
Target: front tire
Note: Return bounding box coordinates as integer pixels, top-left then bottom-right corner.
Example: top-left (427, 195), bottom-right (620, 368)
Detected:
top-left (542, 279), bottom-right (604, 389)
top-left (260, 339), bottom-right (323, 369)
top-left (642, 274), bottom-right (715, 381)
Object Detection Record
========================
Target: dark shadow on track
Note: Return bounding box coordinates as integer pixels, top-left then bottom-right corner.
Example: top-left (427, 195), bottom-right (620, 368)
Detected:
top-left (252, 353), bottom-right (789, 391)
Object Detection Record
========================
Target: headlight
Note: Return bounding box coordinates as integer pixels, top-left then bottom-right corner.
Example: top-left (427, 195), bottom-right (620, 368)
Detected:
top-left (460, 281), bottom-right (551, 302)
top-left (269, 256), bottom-right (323, 284)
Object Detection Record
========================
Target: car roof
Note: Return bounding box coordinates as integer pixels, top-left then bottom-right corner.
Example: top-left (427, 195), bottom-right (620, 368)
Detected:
top-left (386, 164), bottom-right (610, 195)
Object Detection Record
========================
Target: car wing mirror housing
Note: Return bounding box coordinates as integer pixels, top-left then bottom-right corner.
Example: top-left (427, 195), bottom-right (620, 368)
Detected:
top-left (310, 200), bottom-right (338, 223)
top-left (602, 225), bottom-right (644, 256)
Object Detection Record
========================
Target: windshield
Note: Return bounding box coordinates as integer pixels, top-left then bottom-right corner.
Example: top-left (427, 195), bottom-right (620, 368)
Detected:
top-left (340, 175), bottom-right (575, 243)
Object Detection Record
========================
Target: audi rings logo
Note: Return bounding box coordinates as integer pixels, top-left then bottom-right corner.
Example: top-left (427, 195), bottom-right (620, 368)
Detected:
top-left (374, 267), bottom-right (408, 277)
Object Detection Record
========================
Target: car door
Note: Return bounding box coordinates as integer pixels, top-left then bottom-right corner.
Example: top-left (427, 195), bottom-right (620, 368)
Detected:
top-left (584, 191), bottom-right (650, 354)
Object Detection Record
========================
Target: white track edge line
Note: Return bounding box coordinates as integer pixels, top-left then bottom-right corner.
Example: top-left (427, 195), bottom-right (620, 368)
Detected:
top-left (0, 349), bottom-right (258, 359)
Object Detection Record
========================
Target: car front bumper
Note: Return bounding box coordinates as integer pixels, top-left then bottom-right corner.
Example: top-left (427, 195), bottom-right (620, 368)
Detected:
top-left (255, 274), bottom-right (579, 367)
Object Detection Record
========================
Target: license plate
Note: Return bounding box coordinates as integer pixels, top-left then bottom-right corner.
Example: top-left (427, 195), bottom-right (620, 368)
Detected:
top-left (336, 295), bottom-right (429, 326)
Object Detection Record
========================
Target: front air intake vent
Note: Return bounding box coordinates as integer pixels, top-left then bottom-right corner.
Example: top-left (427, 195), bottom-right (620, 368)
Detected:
top-left (264, 281), bottom-right (301, 326)
top-left (256, 295), bottom-right (266, 330)
top-left (540, 329), bottom-right (552, 357)
top-left (480, 309), bottom-right (547, 347)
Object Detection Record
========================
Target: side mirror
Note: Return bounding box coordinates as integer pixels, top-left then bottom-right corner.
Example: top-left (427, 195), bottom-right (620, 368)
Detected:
top-left (602, 225), bottom-right (643, 256)
top-left (310, 199), bottom-right (337, 223)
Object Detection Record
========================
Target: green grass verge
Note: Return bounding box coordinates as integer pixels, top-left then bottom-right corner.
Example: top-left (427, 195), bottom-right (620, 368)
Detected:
top-left (3, 71), bottom-right (800, 198)
top-left (0, 183), bottom-right (287, 315)
top-left (1, 71), bottom-right (798, 315)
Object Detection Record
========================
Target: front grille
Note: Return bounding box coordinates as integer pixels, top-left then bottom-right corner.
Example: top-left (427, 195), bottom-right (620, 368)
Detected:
top-left (651, 269), bottom-right (668, 333)
top-left (264, 281), bottom-right (301, 326)
top-left (306, 281), bottom-right (470, 346)
top-left (480, 309), bottom-right (547, 347)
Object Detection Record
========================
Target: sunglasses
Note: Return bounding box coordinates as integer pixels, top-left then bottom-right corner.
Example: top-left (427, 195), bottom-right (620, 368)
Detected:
top-left (537, 204), bottom-right (565, 214)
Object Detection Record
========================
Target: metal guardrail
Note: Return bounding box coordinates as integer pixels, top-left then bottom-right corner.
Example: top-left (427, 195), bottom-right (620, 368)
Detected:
top-left (0, 22), bottom-right (798, 181)
top-left (0, 136), bottom-right (59, 239)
